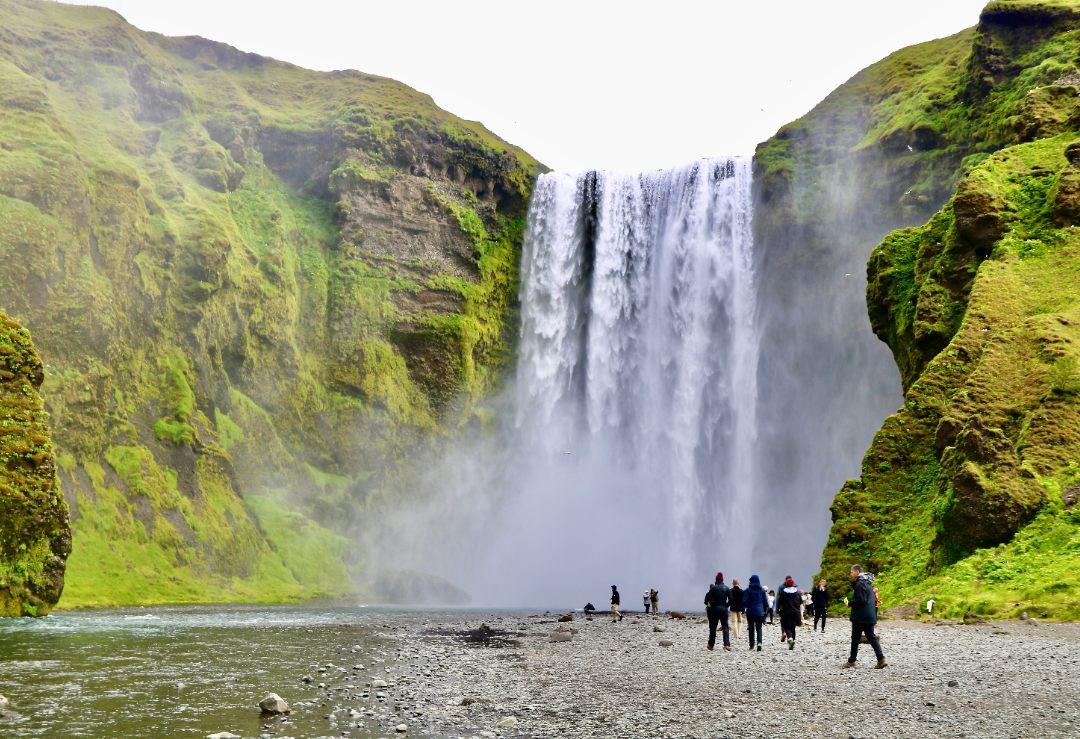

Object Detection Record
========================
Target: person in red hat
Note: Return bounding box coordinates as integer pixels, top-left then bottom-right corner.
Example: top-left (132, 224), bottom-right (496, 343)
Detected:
top-left (777, 575), bottom-right (802, 650)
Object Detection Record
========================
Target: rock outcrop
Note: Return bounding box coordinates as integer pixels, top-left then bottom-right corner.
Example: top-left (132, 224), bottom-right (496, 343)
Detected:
top-left (807, 0), bottom-right (1080, 619)
top-left (0, 0), bottom-right (542, 607)
top-left (0, 312), bottom-right (70, 616)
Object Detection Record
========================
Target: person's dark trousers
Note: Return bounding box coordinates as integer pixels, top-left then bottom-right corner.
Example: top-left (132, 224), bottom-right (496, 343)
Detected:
top-left (815, 610), bottom-right (827, 631)
top-left (849, 622), bottom-right (885, 662)
top-left (645, 603), bottom-right (650, 614)
top-left (780, 614), bottom-right (798, 643)
top-left (747, 615), bottom-right (764, 647)
top-left (707, 610), bottom-right (720, 649)
top-left (766, 607), bottom-right (774, 624)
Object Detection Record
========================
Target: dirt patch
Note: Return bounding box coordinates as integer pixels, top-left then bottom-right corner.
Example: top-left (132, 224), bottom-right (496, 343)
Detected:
top-left (423, 623), bottom-right (521, 648)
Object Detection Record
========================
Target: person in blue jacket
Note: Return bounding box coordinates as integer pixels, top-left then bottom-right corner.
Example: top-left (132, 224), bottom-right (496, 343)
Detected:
top-left (742, 574), bottom-right (769, 651)
top-left (842, 564), bottom-right (887, 669)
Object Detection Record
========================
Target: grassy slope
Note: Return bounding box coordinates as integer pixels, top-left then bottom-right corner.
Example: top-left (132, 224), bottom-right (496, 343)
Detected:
top-left (814, 0), bottom-right (1080, 618)
top-left (0, 0), bottom-right (541, 608)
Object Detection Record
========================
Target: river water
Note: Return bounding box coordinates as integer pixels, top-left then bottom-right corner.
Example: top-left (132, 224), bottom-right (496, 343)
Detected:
top-left (0, 605), bottom-right (427, 737)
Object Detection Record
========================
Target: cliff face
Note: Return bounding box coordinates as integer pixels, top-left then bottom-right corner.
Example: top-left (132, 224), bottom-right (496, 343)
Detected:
top-left (0, 0), bottom-right (541, 606)
top-left (0, 313), bottom-right (70, 616)
top-left (810, 0), bottom-right (1080, 618)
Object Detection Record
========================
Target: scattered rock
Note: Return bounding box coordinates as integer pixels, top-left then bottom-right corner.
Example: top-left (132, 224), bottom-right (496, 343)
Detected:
top-left (962, 611), bottom-right (986, 625)
top-left (947, 680), bottom-right (959, 687)
top-left (1026, 617), bottom-right (1040, 626)
top-left (1020, 612), bottom-right (1030, 620)
top-left (301, 675), bottom-right (313, 683)
top-left (258, 693), bottom-right (290, 714)
top-left (372, 678), bottom-right (389, 688)
top-left (653, 626), bottom-right (665, 633)
top-left (496, 716), bottom-right (519, 728)
top-left (549, 630), bottom-right (573, 642)
top-left (669, 611), bottom-right (687, 620)
top-left (658, 639), bottom-right (674, 647)
top-left (395, 723), bottom-right (408, 733)
top-left (0, 695), bottom-right (8, 710)
top-left (208, 733), bottom-right (241, 739)
top-left (558, 614), bottom-right (573, 622)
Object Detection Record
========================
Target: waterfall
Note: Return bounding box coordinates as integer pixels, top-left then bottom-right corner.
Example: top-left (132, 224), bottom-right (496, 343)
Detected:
top-left (479, 157), bottom-right (759, 603)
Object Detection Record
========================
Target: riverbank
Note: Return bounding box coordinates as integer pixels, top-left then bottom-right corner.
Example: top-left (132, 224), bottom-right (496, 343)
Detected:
top-left (379, 612), bottom-right (1080, 739)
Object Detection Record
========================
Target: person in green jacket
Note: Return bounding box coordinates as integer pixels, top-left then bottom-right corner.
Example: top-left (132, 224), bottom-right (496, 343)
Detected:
top-left (842, 564), bottom-right (887, 669)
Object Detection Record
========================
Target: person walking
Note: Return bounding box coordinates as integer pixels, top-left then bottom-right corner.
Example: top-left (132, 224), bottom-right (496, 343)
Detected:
top-left (643, 589), bottom-right (651, 615)
top-left (766, 589), bottom-right (776, 625)
top-left (704, 572), bottom-right (732, 651)
top-left (729, 579), bottom-right (744, 640)
top-left (650, 588), bottom-right (659, 617)
top-left (742, 574), bottom-right (768, 651)
top-left (777, 576), bottom-right (802, 650)
top-left (842, 565), bottom-right (886, 669)
top-left (812, 579), bottom-right (829, 632)
top-left (610, 585), bottom-right (623, 623)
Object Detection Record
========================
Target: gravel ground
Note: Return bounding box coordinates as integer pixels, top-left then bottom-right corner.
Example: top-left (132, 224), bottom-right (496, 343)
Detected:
top-left (346, 613), bottom-right (1080, 739)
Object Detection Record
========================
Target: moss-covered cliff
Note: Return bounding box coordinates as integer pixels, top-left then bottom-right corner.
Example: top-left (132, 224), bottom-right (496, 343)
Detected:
top-left (812, 0), bottom-right (1080, 618)
top-left (0, 0), bottom-right (542, 607)
top-left (0, 313), bottom-right (70, 616)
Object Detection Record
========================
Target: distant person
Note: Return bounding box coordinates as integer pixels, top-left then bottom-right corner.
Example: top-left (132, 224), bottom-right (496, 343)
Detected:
top-left (777, 576), bottom-right (801, 650)
top-left (650, 588), bottom-right (659, 616)
top-left (803, 590), bottom-right (813, 621)
top-left (583, 602), bottom-right (596, 615)
top-left (704, 572), bottom-right (732, 651)
top-left (644, 589), bottom-right (651, 615)
top-left (766, 589), bottom-right (776, 625)
top-left (743, 574), bottom-right (768, 651)
top-left (611, 585), bottom-right (623, 623)
top-left (812, 579), bottom-right (829, 632)
top-left (729, 579), bottom-right (744, 640)
top-left (842, 565), bottom-right (886, 669)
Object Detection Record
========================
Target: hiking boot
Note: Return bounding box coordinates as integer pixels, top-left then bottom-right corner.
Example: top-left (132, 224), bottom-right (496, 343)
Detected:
top-left (780, 634), bottom-right (786, 642)
top-left (875, 659), bottom-right (888, 669)
top-left (748, 644), bottom-right (754, 651)
top-left (842, 661), bottom-right (856, 669)
top-left (724, 645), bottom-right (731, 651)
top-left (756, 644), bottom-right (762, 652)
top-left (789, 640), bottom-right (795, 650)
top-left (707, 645), bottom-right (714, 651)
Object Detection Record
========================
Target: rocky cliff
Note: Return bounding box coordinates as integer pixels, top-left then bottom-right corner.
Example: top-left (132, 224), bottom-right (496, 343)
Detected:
top-left (0, 313), bottom-right (70, 616)
top-left (791, 0), bottom-right (1080, 618)
top-left (0, 0), bottom-right (542, 607)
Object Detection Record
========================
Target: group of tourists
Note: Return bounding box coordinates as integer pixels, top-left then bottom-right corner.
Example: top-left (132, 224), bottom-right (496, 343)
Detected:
top-left (606, 585), bottom-right (660, 622)
top-left (703, 565), bottom-right (886, 668)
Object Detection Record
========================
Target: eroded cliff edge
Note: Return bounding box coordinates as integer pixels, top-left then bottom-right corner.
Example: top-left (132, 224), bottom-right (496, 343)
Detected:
top-left (0, 0), bottom-right (542, 606)
top-left (802, 0), bottom-right (1080, 618)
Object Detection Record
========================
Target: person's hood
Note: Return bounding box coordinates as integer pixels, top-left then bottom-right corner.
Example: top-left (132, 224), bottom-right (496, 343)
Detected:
top-left (782, 586), bottom-right (799, 594)
top-left (857, 572), bottom-right (875, 586)
top-left (748, 574), bottom-right (762, 588)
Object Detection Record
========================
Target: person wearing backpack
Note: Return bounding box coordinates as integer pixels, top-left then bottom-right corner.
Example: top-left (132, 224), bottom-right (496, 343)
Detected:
top-left (704, 572), bottom-right (732, 651)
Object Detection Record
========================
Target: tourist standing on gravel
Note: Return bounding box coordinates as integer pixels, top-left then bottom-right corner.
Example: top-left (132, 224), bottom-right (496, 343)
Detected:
top-left (650, 588), bottom-right (659, 616)
top-left (743, 574), bottom-right (768, 651)
top-left (729, 579), bottom-right (744, 640)
top-left (611, 585), bottom-right (623, 623)
top-left (843, 565), bottom-right (886, 669)
top-left (704, 572), bottom-right (732, 651)
top-left (643, 589), bottom-right (651, 615)
top-left (766, 589), bottom-right (776, 624)
top-left (777, 576), bottom-right (802, 649)
top-left (812, 579), bottom-right (829, 632)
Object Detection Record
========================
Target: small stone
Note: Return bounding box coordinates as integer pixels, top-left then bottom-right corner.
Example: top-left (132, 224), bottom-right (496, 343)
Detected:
top-left (207, 733), bottom-right (241, 739)
top-left (496, 716), bottom-right (519, 729)
top-left (301, 675), bottom-right (313, 684)
top-left (395, 723), bottom-right (408, 733)
top-left (0, 695), bottom-right (8, 709)
top-left (658, 639), bottom-right (674, 647)
top-left (372, 678), bottom-right (389, 688)
top-left (558, 614), bottom-right (573, 622)
top-left (258, 693), bottom-right (290, 714)
top-left (653, 626), bottom-right (665, 633)
top-left (947, 680), bottom-right (959, 688)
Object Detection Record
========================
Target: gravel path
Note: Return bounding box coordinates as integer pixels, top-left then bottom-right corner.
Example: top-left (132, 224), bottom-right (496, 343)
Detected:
top-left (365, 613), bottom-right (1080, 739)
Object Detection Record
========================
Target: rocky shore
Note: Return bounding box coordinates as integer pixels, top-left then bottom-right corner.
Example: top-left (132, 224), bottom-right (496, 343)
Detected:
top-left (309, 612), bottom-right (1080, 739)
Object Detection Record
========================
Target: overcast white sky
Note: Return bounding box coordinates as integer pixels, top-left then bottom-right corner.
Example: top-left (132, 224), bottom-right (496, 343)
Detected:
top-left (67, 0), bottom-right (989, 172)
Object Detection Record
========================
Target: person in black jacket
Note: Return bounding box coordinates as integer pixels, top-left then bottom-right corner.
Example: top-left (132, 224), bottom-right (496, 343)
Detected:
top-left (610, 585), bottom-right (623, 623)
top-left (776, 576), bottom-right (802, 650)
top-left (729, 579), bottom-right (744, 641)
top-left (811, 579), bottom-right (829, 632)
top-left (842, 565), bottom-right (886, 669)
top-left (704, 572), bottom-right (732, 651)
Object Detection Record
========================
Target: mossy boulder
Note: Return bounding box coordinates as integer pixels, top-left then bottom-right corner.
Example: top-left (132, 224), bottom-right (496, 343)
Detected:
top-left (0, 312), bottom-right (70, 616)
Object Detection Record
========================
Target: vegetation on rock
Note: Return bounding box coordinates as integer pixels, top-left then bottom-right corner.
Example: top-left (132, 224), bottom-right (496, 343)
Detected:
top-left (0, 0), bottom-right (542, 608)
top-left (0, 312), bottom-right (70, 616)
top-left (811, 0), bottom-right (1080, 619)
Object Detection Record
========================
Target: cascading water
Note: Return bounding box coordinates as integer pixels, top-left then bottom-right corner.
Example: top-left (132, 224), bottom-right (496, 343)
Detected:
top-left (464, 158), bottom-right (761, 604)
